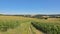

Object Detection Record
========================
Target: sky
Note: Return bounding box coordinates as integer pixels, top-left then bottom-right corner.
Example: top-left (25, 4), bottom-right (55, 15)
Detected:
top-left (0, 0), bottom-right (60, 14)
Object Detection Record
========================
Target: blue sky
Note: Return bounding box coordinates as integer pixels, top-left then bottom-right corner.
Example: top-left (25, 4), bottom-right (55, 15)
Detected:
top-left (0, 0), bottom-right (60, 14)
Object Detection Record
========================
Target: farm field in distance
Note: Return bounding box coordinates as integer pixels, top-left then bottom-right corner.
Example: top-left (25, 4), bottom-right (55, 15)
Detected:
top-left (0, 15), bottom-right (60, 34)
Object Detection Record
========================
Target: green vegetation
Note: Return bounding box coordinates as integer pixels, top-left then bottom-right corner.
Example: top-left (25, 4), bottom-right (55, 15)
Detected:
top-left (0, 16), bottom-right (42, 34)
top-left (0, 16), bottom-right (60, 34)
top-left (0, 19), bottom-right (20, 32)
top-left (31, 20), bottom-right (60, 34)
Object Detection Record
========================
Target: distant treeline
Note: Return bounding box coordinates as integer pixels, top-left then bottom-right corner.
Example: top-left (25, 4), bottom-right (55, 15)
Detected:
top-left (19, 14), bottom-right (60, 17)
top-left (0, 14), bottom-right (60, 18)
top-left (12, 14), bottom-right (60, 19)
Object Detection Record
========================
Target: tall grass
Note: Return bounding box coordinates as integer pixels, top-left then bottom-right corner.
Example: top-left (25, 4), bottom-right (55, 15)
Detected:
top-left (0, 16), bottom-right (22, 32)
top-left (0, 20), bottom-right (20, 32)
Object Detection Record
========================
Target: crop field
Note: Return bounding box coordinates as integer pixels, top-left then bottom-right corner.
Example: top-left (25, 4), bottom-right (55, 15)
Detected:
top-left (0, 16), bottom-right (60, 34)
top-left (31, 18), bottom-right (60, 34)
top-left (0, 16), bottom-right (44, 34)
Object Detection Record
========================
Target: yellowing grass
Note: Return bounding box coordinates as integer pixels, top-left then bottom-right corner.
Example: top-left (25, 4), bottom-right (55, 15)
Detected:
top-left (0, 16), bottom-right (60, 34)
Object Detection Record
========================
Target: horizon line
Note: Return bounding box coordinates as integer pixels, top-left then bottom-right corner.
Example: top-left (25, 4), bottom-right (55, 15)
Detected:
top-left (0, 13), bottom-right (60, 15)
